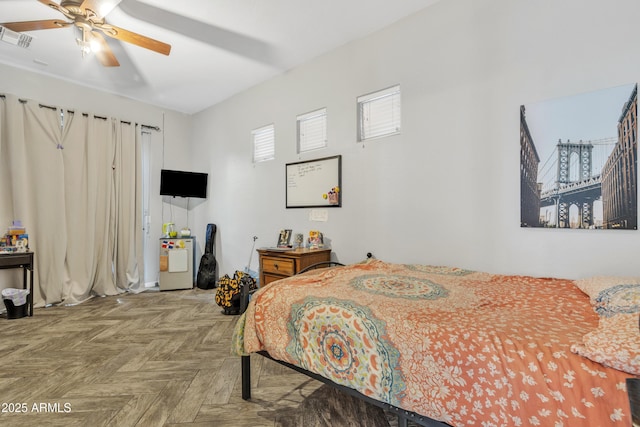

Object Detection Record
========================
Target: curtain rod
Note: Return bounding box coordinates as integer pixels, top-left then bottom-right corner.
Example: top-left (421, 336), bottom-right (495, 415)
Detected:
top-left (0, 95), bottom-right (161, 131)
top-left (74, 111), bottom-right (160, 131)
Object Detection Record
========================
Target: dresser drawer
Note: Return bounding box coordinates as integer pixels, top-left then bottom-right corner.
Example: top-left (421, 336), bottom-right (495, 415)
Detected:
top-left (257, 248), bottom-right (332, 290)
top-left (263, 273), bottom-right (286, 287)
top-left (262, 257), bottom-right (295, 276)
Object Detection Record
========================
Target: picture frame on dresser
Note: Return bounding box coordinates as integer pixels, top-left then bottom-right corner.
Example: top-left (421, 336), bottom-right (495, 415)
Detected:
top-left (277, 229), bottom-right (292, 248)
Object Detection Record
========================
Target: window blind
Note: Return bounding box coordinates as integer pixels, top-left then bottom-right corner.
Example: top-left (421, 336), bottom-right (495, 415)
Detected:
top-left (357, 85), bottom-right (401, 141)
top-left (252, 124), bottom-right (275, 163)
top-left (297, 108), bottom-right (327, 153)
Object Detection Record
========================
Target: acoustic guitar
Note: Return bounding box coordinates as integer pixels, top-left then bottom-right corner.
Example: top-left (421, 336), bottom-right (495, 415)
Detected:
top-left (196, 223), bottom-right (217, 289)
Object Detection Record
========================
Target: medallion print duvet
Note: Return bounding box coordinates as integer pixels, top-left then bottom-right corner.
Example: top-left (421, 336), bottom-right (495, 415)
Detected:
top-left (234, 260), bottom-right (635, 426)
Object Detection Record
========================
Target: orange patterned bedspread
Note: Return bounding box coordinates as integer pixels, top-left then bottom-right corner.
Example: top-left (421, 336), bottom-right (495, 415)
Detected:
top-left (236, 260), bottom-right (634, 426)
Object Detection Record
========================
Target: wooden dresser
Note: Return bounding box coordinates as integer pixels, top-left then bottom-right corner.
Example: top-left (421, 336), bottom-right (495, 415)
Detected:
top-left (257, 248), bottom-right (332, 287)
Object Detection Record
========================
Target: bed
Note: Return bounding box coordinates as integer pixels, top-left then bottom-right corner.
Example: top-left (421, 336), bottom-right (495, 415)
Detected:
top-left (232, 259), bottom-right (639, 426)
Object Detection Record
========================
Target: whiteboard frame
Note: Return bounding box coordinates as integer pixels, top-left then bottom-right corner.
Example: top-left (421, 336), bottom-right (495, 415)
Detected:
top-left (286, 155), bottom-right (342, 208)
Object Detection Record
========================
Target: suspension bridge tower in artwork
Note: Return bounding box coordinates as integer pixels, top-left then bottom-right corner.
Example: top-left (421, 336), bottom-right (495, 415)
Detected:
top-left (548, 140), bottom-right (601, 228)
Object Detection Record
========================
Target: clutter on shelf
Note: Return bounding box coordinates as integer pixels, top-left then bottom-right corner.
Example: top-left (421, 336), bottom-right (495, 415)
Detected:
top-left (0, 220), bottom-right (29, 253)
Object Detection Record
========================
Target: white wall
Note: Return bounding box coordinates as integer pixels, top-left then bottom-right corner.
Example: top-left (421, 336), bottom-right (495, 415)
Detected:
top-left (3, 0), bottom-right (638, 283)
top-left (0, 63), bottom-right (193, 286)
top-left (190, 0), bottom-right (640, 280)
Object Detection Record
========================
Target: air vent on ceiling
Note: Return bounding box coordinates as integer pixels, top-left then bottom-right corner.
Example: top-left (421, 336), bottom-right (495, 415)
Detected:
top-left (0, 26), bottom-right (33, 49)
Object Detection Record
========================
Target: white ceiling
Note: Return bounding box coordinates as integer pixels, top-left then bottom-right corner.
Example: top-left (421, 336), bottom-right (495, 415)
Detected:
top-left (0, 0), bottom-right (440, 114)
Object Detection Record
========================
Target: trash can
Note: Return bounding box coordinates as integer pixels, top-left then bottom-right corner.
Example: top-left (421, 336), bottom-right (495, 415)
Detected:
top-left (2, 288), bottom-right (29, 319)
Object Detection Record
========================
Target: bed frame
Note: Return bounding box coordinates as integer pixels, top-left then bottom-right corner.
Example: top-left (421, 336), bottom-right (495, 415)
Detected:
top-left (238, 259), bottom-right (451, 427)
top-left (240, 352), bottom-right (450, 427)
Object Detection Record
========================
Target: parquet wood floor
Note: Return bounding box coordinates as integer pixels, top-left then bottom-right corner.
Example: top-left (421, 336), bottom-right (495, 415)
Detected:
top-left (0, 289), bottom-right (402, 427)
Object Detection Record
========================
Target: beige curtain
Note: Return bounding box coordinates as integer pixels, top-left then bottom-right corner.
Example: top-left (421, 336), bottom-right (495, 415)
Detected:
top-left (0, 95), bottom-right (144, 306)
top-left (112, 121), bottom-right (144, 293)
top-left (60, 111), bottom-right (114, 303)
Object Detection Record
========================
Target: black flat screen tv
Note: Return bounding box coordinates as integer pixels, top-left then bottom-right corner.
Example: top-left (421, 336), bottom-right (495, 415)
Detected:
top-left (160, 169), bottom-right (208, 198)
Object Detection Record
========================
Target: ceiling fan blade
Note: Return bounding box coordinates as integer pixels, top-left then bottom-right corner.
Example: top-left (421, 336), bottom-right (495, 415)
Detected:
top-left (118, 0), bottom-right (280, 67)
top-left (37, 0), bottom-right (74, 20)
top-left (1, 19), bottom-right (71, 32)
top-left (80, 0), bottom-right (123, 18)
top-left (88, 31), bottom-right (120, 67)
top-left (97, 24), bottom-right (171, 55)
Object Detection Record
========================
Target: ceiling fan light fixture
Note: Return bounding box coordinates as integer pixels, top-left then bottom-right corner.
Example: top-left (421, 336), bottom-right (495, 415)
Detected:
top-left (74, 29), bottom-right (94, 56)
top-left (73, 24), bottom-right (100, 56)
top-left (89, 38), bottom-right (101, 52)
top-left (75, 37), bottom-right (91, 55)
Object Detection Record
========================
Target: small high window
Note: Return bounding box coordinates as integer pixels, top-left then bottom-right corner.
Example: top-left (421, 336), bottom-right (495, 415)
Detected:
top-left (297, 108), bottom-right (327, 153)
top-left (357, 85), bottom-right (401, 141)
top-left (252, 124), bottom-right (275, 163)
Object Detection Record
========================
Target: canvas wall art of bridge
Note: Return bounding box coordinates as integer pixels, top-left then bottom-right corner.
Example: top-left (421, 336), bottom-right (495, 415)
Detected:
top-left (520, 83), bottom-right (637, 230)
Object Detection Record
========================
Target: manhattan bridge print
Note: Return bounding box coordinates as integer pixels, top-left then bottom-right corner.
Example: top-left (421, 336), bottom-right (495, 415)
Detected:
top-left (520, 83), bottom-right (637, 230)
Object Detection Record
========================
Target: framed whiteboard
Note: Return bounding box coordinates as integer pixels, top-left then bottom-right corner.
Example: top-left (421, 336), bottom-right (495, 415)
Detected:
top-left (286, 155), bottom-right (342, 208)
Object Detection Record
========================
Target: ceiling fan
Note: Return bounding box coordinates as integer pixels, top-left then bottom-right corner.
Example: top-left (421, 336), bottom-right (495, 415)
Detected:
top-left (0, 0), bottom-right (171, 67)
